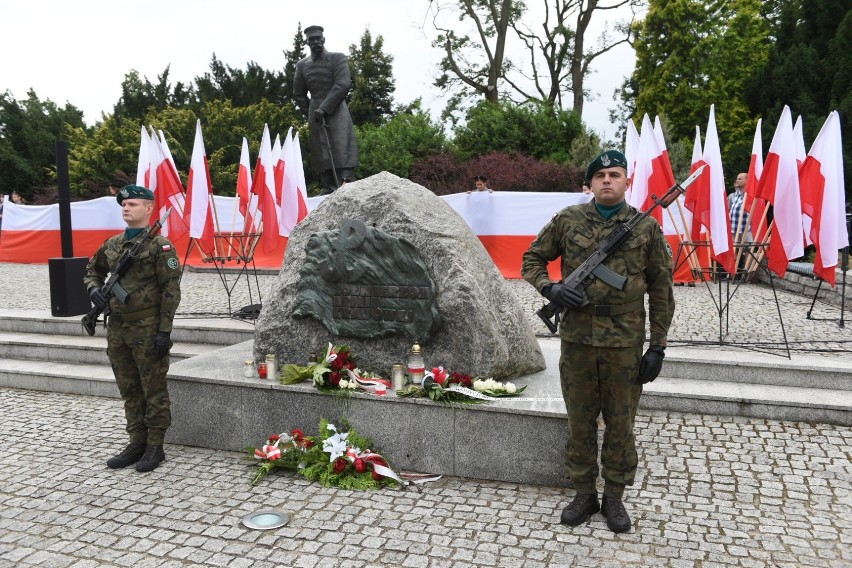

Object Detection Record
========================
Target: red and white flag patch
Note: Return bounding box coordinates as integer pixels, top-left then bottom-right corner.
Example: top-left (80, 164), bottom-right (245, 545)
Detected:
top-left (162, 244), bottom-right (172, 252)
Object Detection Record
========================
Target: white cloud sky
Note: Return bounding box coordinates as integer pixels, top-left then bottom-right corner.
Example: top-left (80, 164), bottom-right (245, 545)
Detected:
top-left (0, 0), bottom-right (635, 142)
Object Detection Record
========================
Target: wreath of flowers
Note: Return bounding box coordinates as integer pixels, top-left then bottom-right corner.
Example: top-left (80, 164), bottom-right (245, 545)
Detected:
top-left (280, 343), bottom-right (389, 393)
top-left (279, 345), bottom-right (524, 403)
top-left (396, 366), bottom-right (526, 403)
top-left (245, 419), bottom-right (400, 489)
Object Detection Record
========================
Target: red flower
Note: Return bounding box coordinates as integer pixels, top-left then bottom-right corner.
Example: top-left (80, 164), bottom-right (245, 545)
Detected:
top-left (290, 428), bottom-right (304, 440)
top-left (432, 367), bottom-right (448, 385)
top-left (354, 458), bottom-right (366, 473)
top-left (329, 372), bottom-right (341, 386)
top-left (302, 438), bottom-right (315, 448)
top-left (333, 458), bottom-right (348, 474)
top-left (346, 362), bottom-right (357, 371)
top-left (331, 358), bottom-right (344, 371)
top-left (372, 470), bottom-right (383, 481)
top-left (268, 434), bottom-right (281, 443)
top-left (450, 371), bottom-right (473, 388)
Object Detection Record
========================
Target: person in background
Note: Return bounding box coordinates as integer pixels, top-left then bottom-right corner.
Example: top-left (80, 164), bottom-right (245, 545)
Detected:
top-left (521, 150), bottom-right (675, 533)
top-left (11, 191), bottom-right (26, 204)
top-left (84, 185), bottom-right (182, 473)
top-left (468, 175), bottom-right (494, 193)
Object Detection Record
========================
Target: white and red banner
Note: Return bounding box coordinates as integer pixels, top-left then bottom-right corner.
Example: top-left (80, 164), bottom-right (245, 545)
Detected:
top-left (0, 192), bottom-right (702, 282)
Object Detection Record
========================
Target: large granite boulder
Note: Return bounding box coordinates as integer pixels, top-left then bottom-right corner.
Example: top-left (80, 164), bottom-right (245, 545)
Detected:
top-left (254, 172), bottom-right (545, 379)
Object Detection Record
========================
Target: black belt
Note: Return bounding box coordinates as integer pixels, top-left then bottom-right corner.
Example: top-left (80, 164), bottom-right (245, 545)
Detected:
top-left (109, 306), bottom-right (160, 324)
top-left (577, 299), bottom-right (643, 317)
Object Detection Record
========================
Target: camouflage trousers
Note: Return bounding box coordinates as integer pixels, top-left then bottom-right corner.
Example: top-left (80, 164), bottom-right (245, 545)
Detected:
top-left (559, 341), bottom-right (643, 498)
top-left (107, 318), bottom-right (171, 445)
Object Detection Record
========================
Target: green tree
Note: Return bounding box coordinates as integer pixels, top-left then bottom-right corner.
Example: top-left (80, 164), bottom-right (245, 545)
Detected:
top-left (744, 0), bottom-right (851, 195)
top-left (283, 23), bottom-right (307, 100)
top-left (66, 114), bottom-right (142, 198)
top-left (453, 100), bottom-right (583, 163)
top-left (355, 101), bottom-right (447, 178)
top-left (114, 67), bottom-right (194, 121)
top-left (620, 0), bottom-right (769, 174)
top-left (347, 30), bottom-right (396, 126)
top-left (431, 0), bottom-right (520, 105)
top-left (194, 55), bottom-right (291, 109)
top-left (431, 0), bottom-right (638, 120)
top-left (0, 90), bottom-right (87, 198)
top-left (68, 100), bottom-right (303, 198)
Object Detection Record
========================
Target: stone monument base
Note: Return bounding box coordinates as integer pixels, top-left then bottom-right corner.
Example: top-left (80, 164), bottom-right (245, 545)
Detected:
top-left (165, 340), bottom-right (571, 487)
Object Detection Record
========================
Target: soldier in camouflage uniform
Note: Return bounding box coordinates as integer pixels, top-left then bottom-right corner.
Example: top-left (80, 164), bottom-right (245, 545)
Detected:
top-left (84, 185), bottom-right (181, 473)
top-left (522, 150), bottom-right (674, 533)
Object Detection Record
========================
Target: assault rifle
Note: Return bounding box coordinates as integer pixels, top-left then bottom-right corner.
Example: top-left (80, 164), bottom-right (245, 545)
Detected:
top-left (81, 208), bottom-right (172, 336)
top-left (537, 166), bottom-right (707, 334)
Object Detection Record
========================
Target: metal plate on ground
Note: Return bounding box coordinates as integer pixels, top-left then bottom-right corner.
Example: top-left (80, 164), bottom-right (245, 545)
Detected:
top-left (241, 510), bottom-right (289, 530)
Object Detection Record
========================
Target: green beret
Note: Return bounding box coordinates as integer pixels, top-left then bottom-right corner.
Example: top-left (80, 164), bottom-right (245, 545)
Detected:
top-left (116, 184), bottom-right (154, 205)
top-left (586, 150), bottom-right (628, 182)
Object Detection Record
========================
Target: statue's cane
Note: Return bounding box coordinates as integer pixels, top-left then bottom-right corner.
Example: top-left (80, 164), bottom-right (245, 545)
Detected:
top-left (319, 115), bottom-right (340, 190)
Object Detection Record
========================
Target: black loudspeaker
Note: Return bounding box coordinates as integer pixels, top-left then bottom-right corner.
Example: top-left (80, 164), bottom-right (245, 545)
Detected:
top-left (48, 257), bottom-right (91, 317)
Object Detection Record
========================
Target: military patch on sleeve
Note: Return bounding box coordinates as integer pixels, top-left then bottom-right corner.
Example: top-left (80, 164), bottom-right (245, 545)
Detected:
top-left (162, 244), bottom-right (172, 251)
top-left (167, 257), bottom-right (179, 270)
top-left (665, 241), bottom-right (673, 257)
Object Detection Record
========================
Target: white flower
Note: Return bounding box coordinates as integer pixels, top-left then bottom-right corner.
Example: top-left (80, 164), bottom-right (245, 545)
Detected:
top-left (505, 382), bottom-right (516, 394)
top-left (339, 379), bottom-right (349, 389)
top-left (347, 380), bottom-right (358, 390)
top-left (322, 432), bottom-right (348, 462)
top-left (473, 379), bottom-right (485, 392)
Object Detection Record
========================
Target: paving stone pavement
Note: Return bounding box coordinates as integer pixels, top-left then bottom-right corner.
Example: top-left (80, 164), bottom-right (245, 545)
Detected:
top-left (1, 263), bottom-right (851, 566)
top-left (1, 388), bottom-right (850, 568)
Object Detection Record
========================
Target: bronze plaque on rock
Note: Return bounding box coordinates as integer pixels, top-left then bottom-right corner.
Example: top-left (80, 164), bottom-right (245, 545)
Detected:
top-left (292, 219), bottom-right (441, 340)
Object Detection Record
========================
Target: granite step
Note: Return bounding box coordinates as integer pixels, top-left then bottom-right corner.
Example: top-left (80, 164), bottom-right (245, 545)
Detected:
top-left (0, 358), bottom-right (119, 398)
top-left (0, 331), bottom-right (216, 365)
top-left (0, 310), bottom-right (255, 346)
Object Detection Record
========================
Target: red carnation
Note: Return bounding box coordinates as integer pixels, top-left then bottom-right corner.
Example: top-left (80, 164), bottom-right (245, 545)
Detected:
top-left (329, 372), bottom-right (341, 386)
top-left (354, 458), bottom-right (366, 473)
top-left (302, 438), bottom-right (315, 448)
top-left (290, 428), bottom-right (304, 440)
top-left (268, 434), bottom-right (281, 443)
top-left (333, 458), bottom-right (348, 474)
top-left (331, 358), bottom-right (344, 371)
top-left (346, 362), bottom-right (357, 371)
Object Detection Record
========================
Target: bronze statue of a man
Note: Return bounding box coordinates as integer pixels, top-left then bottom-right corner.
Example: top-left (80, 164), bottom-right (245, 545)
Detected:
top-left (293, 25), bottom-right (359, 195)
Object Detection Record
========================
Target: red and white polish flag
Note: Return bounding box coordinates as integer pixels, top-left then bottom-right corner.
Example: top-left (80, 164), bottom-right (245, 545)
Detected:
top-left (799, 111), bottom-right (848, 285)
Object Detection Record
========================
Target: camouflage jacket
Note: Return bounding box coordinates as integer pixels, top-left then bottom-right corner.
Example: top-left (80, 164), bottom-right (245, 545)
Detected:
top-left (84, 232), bottom-right (181, 333)
top-left (521, 200), bottom-right (674, 347)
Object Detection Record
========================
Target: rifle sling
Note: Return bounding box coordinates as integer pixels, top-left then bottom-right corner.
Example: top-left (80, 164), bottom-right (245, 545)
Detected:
top-left (576, 298), bottom-right (643, 317)
top-left (109, 306), bottom-right (160, 324)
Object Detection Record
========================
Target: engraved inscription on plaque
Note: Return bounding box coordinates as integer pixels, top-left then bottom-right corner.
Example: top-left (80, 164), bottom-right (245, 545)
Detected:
top-left (292, 219), bottom-right (441, 340)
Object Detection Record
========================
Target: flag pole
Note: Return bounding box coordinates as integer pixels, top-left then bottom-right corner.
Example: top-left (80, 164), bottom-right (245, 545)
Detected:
top-left (672, 199), bottom-right (703, 278)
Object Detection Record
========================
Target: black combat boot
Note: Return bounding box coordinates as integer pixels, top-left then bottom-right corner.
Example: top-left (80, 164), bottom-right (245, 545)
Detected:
top-left (106, 442), bottom-right (146, 469)
top-left (560, 493), bottom-right (600, 526)
top-left (601, 495), bottom-right (631, 533)
top-left (135, 445), bottom-right (166, 472)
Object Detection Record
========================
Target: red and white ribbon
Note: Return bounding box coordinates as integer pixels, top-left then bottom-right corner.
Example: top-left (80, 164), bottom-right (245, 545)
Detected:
top-left (345, 368), bottom-right (391, 391)
top-left (254, 444), bottom-right (282, 460)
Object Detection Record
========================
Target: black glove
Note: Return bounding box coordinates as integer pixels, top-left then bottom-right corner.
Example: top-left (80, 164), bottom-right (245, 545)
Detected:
top-left (88, 287), bottom-right (108, 310)
top-left (153, 332), bottom-right (172, 360)
top-left (637, 346), bottom-right (665, 384)
top-left (313, 109), bottom-right (327, 123)
top-left (543, 283), bottom-right (587, 310)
